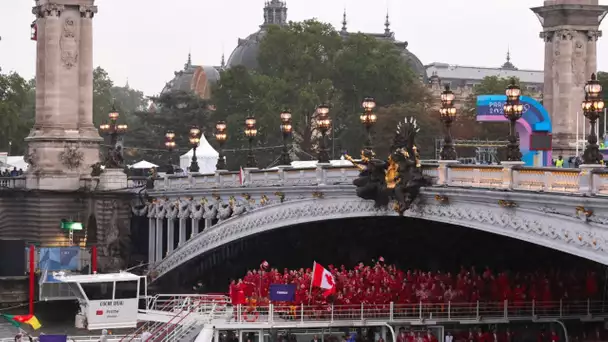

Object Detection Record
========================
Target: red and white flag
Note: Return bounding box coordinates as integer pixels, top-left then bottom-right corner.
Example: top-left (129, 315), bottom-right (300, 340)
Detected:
top-left (239, 167), bottom-right (245, 185)
top-left (311, 262), bottom-right (336, 297)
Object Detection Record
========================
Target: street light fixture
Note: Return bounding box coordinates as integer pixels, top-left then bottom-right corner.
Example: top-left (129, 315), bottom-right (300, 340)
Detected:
top-left (188, 126), bottom-right (201, 173)
top-left (439, 86), bottom-right (457, 160)
top-left (582, 73), bottom-right (605, 164)
top-left (316, 104), bottom-right (331, 164)
top-left (279, 110), bottom-right (293, 166)
top-left (360, 97), bottom-right (377, 151)
top-left (503, 78), bottom-right (524, 161)
top-left (244, 116), bottom-right (258, 168)
top-left (215, 121), bottom-right (228, 170)
top-left (164, 131), bottom-right (176, 174)
top-left (99, 103), bottom-right (128, 168)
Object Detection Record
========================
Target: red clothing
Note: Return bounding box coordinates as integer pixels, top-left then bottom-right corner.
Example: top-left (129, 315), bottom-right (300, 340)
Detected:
top-left (423, 334), bottom-right (438, 342)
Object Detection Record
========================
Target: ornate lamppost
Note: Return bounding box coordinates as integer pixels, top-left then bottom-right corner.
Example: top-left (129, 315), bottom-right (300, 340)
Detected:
top-left (215, 121), bottom-right (227, 170)
top-left (244, 116), bottom-right (258, 168)
top-left (165, 130), bottom-right (176, 174)
top-left (99, 104), bottom-right (128, 168)
top-left (582, 73), bottom-right (605, 164)
top-left (316, 104), bottom-right (331, 164)
top-left (360, 97), bottom-right (377, 152)
top-left (279, 110), bottom-right (293, 166)
top-left (188, 126), bottom-right (201, 173)
top-left (439, 86), bottom-right (457, 160)
top-left (503, 79), bottom-right (524, 161)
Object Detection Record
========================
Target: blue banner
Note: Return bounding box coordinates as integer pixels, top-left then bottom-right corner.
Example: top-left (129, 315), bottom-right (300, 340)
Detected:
top-left (39, 247), bottom-right (80, 271)
top-left (269, 284), bottom-right (296, 302)
top-left (39, 335), bottom-right (67, 342)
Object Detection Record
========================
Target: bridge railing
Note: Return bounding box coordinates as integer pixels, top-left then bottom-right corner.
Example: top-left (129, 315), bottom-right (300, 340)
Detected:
top-left (0, 176), bottom-right (26, 189)
top-left (228, 300), bottom-right (604, 324)
top-left (142, 162), bottom-right (608, 197)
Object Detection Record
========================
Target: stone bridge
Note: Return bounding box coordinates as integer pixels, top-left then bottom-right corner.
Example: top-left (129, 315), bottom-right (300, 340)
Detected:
top-left (132, 162), bottom-right (608, 281)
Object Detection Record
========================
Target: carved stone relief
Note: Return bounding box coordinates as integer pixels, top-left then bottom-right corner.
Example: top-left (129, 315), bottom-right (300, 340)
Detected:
top-left (25, 148), bottom-right (39, 170)
top-left (59, 145), bottom-right (84, 170)
top-left (60, 18), bottom-right (78, 69)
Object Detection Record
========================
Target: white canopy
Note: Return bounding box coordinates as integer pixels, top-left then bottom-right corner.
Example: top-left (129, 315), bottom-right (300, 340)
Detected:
top-left (180, 134), bottom-right (219, 174)
top-left (2, 156), bottom-right (28, 171)
top-left (130, 160), bottom-right (158, 169)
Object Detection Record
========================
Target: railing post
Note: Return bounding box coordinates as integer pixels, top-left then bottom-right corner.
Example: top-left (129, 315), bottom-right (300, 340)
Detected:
top-left (559, 299), bottom-right (563, 317)
top-left (390, 302), bottom-right (394, 321)
top-left (269, 303), bottom-right (273, 323)
top-left (419, 301), bottom-right (422, 320)
top-left (476, 301), bottom-right (480, 319)
top-left (504, 300), bottom-right (508, 319)
top-left (300, 303), bottom-right (304, 323)
top-left (238, 304), bottom-right (242, 323)
top-left (532, 299), bottom-right (535, 317)
top-left (331, 304), bottom-right (334, 322)
top-left (437, 161), bottom-right (458, 185)
top-left (501, 161), bottom-right (524, 190)
top-left (588, 298), bottom-right (591, 316)
top-left (579, 165), bottom-right (603, 195)
top-left (361, 303), bottom-right (364, 320)
top-left (447, 301), bottom-right (451, 321)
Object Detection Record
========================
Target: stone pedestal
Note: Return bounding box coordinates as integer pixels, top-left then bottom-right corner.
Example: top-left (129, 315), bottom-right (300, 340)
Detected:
top-left (437, 160), bottom-right (459, 186)
top-left (98, 168), bottom-right (127, 190)
top-left (579, 164), bottom-right (604, 194)
top-left (501, 161), bottom-right (525, 190)
top-left (26, 0), bottom-right (101, 190)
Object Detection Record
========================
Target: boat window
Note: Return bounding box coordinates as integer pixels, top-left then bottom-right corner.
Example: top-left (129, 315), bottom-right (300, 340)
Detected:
top-left (114, 280), bottom-right (138, 299)
top-left (80, 282), bottom-right (113, 300)
top-left (67, 283), bottom-right (86, 301)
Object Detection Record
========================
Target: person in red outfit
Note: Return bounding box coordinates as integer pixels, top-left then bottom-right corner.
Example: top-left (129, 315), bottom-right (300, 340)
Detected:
top-left (423, 330), bottom-right (437, 342)
top-left (550, 331), bottom-right (558, 342)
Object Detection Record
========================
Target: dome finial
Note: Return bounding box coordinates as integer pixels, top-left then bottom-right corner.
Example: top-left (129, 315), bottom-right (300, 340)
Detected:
top-left (221, 53), bottom-right (225, 69)
top-left (501, 46), bottom-right (517, 70)
top-left (185, 51), bottom-right (192, 70)
top-left (384, 10), bottom-right (391, 36)
top-left (341, 8), bottom-right (347, 33)
top-left (263, 0), bottom-right (287, 26)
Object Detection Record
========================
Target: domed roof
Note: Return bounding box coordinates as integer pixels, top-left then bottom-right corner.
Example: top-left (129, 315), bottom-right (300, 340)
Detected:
top-left (226, 30), bottom-right (266, 70)
top-left (161, 54), bottom-right (222, 99)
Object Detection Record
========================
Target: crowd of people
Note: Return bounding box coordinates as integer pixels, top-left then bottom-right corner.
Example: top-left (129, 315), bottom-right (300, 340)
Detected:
top-left (1, 167), bottom-right (24, 177)
top-left (228, 259), bottom-right (601, 307)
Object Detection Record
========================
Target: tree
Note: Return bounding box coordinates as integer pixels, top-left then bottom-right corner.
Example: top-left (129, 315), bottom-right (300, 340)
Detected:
top-left (93, 67), bottom-right (115, 126)
top-left (0, 71), bottom-right (34, 155)
top-left (211, 20), bottom-right (434, 168)
top-left (128, 90), bottom-right (212, 166)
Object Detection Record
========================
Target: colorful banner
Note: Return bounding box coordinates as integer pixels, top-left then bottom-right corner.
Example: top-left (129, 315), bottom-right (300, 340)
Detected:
top-left (39, 247), bottom-right (80, 271)
top-left (269, 284), bottom-right (296, 302)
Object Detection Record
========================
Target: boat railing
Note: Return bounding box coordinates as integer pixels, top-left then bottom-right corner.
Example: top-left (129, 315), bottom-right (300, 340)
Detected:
top-left (227, 299), bottom-right (605, 324)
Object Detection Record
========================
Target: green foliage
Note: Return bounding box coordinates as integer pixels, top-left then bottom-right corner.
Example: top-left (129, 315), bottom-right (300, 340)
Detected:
top-left (128, 91), bottom-right (212, 166)
top-left (0, 71), bottom-right (35, 155)
top-left (93, 67), bottom-right (115, 126)
top-left (211, 20), bottom-right (434, 169)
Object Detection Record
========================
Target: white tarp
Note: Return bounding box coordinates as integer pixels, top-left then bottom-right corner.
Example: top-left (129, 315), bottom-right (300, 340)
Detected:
top-left (130, 160), bottom-right (158, 169)
top-left (180, 134), bottom-right (219, 174)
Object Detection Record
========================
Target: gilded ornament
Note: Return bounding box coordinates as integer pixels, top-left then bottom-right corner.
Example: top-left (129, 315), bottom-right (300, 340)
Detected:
top-left (498, 200), bottom-right (517, 208)
top-left (274, 191), bottom-right (285, 202)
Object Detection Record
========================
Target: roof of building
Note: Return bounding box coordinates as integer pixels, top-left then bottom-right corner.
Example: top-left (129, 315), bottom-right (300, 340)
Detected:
top-left (226, 5), bottom-right (427, 81)
top-left (161, 54), bottom-right (222, 98)
top-left (425, 62), bottom-right (544, 84)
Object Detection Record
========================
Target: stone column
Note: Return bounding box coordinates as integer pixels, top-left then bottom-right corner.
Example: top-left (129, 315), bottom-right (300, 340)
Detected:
top-left (42, 4), bottom-right (63, 130)
top-left (167, 219), bottom-right (174, 254)
top-left (191, 218), bottom-right (199, 237)
top-left (178, 218), bottom-right (186, 246)
top-left (78, 5), bottom-right (97, 132)
top-left (148, 218), bottom-right (156, 264)
top-left (155, 218), bottom-right (163, 262)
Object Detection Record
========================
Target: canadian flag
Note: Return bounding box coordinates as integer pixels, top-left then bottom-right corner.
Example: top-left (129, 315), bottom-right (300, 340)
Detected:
top-left (311, 262), bottom-right (336, 297)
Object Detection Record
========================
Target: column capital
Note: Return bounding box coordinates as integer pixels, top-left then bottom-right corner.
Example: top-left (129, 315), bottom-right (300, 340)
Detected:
top-left (540, 31), bottom-right (554, 43)
top-left (32, 3), bottom-right (65, 18)
top-left (79, 5), bottom-right (98, 19)
top-left (587, 30), bottom-right (602, 41)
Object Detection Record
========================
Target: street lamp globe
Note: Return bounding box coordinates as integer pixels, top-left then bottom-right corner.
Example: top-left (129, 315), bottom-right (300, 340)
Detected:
top-left (165, 131), bottom-right (176, 140)
top-left (362, 97), bottom-right (376, 112)
top-left (316, 104), bottom-right (329, 116)
top-left (280, 110), bottom-right (292, 123)
top-left (440, 86), bottom-right (455, 107)
top-left (585, 73), bottom-right (602, 96)
top-left (189, 126), bottom-right (201, 138)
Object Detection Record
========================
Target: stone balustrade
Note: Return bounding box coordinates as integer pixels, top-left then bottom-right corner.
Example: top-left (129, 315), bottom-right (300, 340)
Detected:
top-left (142, 163), bottom-right (608, 196)
top-left (0, 176), bottom-right (26, 189)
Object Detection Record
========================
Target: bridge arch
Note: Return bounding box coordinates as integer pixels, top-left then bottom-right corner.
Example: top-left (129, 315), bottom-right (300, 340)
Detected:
top-left (151, 191), bottom-right (608, 281)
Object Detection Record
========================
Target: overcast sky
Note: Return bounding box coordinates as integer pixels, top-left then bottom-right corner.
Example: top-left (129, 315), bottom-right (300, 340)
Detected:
top-left (2, 0), bottom-right (608, 96)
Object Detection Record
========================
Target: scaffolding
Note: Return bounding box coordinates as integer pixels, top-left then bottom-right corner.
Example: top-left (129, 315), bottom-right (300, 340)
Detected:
top-left (435, 139), bottom-right (508, 164)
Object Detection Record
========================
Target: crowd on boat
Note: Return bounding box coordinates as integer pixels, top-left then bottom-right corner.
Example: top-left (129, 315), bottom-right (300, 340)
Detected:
top-left (228, 259), bottom-right (600, 306)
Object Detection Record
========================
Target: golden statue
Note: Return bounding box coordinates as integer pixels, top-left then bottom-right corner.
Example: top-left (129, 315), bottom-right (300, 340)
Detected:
top-left (385, 156), bottom-right (397, 189)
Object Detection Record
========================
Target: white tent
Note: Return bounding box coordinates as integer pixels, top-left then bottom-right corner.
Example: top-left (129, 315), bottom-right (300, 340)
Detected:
top-left (130, 160), bottom-right (159, 169)
top-left (6, 156), bottom-right (28, 171)
top-left (180, 134), bottom-right (219, 174)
